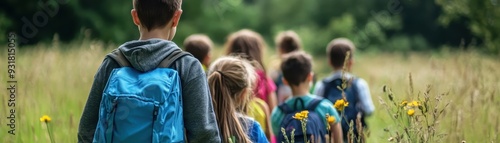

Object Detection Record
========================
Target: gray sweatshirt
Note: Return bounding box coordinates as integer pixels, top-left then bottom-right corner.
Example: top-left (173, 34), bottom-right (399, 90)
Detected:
top-left (77, 39), bottom-right (221, 143)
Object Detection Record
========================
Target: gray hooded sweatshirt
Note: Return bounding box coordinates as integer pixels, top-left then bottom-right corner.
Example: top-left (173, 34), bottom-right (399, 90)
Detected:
top-left (78, 39), bottom-right (221, 143)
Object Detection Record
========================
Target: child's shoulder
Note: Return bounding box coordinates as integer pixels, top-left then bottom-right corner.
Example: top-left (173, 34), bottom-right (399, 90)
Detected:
top-left (320, 72), bottom-right (368, 86)
top-left (253, 97), bottom-right (267, 105)
top-left (354, 76), bottom-right (368, 83)
top-left (317, 97), bottom-right (335, 108)
top-left (306, 95), bottom-right (334, 110)
top-left (350, 76), bottom-right (369, 89)
top-left (238, 114), bottom-right (258, 126)
top-left (291, 95), bottom-right (333, 109)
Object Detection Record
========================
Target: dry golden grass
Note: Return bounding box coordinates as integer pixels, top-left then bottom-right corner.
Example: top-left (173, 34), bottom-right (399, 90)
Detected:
top-left (0, 40), bottom-right (498, 142)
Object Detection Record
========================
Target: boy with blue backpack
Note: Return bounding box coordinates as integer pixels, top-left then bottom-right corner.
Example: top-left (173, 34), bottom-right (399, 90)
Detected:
top-left (313, 38), bottom-right (375, 142)
top-left (271, 51), bottom-right (343, 143)
top-left (77, 0), bottom-right (221, 143)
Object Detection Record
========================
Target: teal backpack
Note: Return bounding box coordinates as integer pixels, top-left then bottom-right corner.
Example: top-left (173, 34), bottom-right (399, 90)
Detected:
top-left (93, 49), bottom-right (188, 143)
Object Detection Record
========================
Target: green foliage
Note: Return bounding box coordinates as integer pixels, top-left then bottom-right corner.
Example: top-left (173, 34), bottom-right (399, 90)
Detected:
top-left (66, 0), bottom-right (137, 43)
top-left (0, 0), bottom-right (495, 53)
top-left (0, 12), bottom-right (13, 44)
top-left (436, 0), bottom-right (500, 54)
top-left (383, 35), bottom-right (430, 52)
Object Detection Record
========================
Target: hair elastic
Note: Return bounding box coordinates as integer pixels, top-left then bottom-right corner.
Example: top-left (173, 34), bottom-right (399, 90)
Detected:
top-left (216, 70), bottom-right (225, 77)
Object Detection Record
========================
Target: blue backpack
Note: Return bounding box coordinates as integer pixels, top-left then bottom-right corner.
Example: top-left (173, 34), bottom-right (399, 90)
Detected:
top-left (277, 98), bottom-right (327, 143)
top-left (321, 78), bottom-right (367, 140)
top-left (92, 49), bottom-right (188, 143)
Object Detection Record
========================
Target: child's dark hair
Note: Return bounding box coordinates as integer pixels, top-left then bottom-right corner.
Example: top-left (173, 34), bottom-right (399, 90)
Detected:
top-left (225, 29), bottom-right (267, 71)
top-left (327, 38), bottom-right (356, 69)
top-left (133, 0), bottom-right (182, 31)
top-left (280, 51), bottom-right (313, 86)
top-left (275, 30), bottom-right (302, 54)
top-left (183, 34), bottom-right (213, 63)
top-left (207, 56), bottom-right (256, 143)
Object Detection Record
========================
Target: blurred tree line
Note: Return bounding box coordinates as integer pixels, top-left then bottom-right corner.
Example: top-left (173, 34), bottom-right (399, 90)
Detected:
top-left (1, 0), bottom-right (498, 54)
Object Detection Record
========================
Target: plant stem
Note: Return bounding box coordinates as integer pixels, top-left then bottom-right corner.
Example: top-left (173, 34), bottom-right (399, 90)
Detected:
top-left (46, 122), bottom-right (55, 143)
top-left (302, 120), bottom-right (307, 143)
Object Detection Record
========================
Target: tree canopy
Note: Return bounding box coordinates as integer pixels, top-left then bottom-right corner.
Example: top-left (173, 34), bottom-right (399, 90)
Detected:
top-left (1, 0), bottom-right (498, 54)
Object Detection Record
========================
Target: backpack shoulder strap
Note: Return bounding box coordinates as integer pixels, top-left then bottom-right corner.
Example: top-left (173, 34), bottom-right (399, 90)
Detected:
top-left (107, 49), bottom-right (131, 67)
top-left (278, 104), bottom-right (294, 114)
top-left (158, 49), bottom-right (190, 68)
top-left (319, 79), bottom-right (329, 97)
top-left (306, 98), bottom-right (323, 111)
top-left (351, 77), bottom-right (360, 101)
top-left (321, 78), bottom-right (330, 85)
top-left (321, 78), bottom-right (341, 98)
top-left (279, 97), bottom-right (305, 114)
top-left (324, 77), bottom-right (358, 92)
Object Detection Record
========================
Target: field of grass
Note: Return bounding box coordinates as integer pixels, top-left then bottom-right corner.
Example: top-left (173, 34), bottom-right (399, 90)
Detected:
top-left (1, 40), bottom-right (499, 142)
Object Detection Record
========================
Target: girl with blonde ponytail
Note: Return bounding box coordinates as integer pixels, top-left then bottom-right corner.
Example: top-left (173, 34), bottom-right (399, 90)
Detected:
top-left (208, 56), bottom-right (269, 143)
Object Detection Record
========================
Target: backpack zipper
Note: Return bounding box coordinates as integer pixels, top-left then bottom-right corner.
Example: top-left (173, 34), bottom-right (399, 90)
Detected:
top-left (152, 105), bottom-right (159, 142)
top-left (108, 99), bottom-right (118, 143)
top-left (153, 105), bottom-right (159, 121)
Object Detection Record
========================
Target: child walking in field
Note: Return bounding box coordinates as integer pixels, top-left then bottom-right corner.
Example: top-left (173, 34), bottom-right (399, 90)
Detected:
top-left (225, 29), bottom-right (277, 142)
top-left (208, 56), bottom-right (268, 143)
top-left (313, 38), bottom-right (375, 142)
top-left (271, 51), bottom-right (343, 143)
top-left (225, 29), bottom-right (278, 113)
top-left (78, 0), bottom-right (220, 142)
top-left (183, 34), bottom-right (213, 71)
top-left (269, 30), bottom-right (303, 105)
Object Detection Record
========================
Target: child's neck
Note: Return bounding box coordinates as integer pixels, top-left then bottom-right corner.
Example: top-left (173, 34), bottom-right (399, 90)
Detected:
top-left (291, 83), bottom-right (310, 97)
top-left (139, 28), bottom-right (172, 40)
top-left (334, 66), bottom-right (352, 73)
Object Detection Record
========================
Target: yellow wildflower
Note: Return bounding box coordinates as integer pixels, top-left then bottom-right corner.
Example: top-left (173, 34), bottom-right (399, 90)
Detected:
top-left (334, 99), bottom-right (349, 111)
top-left (293, 113), bottom-right (304, 120)
top-left (408, 101), bottom-right (419, 107)
top-left (300, 110), bottom-right (309, 118)
top-left (327, 116), bottom-right (336, 123)
top-left (407, 109), bottom-right (415, 116)
top-left (400, 100), bottom-right (408, 106)
top-left (325, 114), bottom-right (334, 131)
top-left (40, 115), bottom-right (52, 123)
top-left (293, 110), bottom-right (309, 120)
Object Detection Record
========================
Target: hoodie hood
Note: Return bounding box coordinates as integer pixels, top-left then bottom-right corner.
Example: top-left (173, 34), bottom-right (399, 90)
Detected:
top-left (118, 38), bottom-right (180, 72)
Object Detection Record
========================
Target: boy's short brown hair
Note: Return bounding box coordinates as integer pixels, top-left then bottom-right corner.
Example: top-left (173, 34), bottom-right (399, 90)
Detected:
top-left (280, 51), bottom-right (313, 86)
top-left (275, 30), bottom-right (302, 54)
top-left (183, 34), bottom-right (213, 63)
top-left (133, 0), bottom-right (182, 31)
top-left (327, 38), bottom-right (356, 69)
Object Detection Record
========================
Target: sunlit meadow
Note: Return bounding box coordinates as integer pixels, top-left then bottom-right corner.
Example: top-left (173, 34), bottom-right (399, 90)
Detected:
top-left (1, 39), bottom-right (499, 142)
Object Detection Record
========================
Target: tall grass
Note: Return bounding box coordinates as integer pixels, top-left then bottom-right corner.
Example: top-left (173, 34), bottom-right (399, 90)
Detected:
top-left (0, 40), bottom-right (498, 142)
top-left (0, 40), bottom-right (114, 143)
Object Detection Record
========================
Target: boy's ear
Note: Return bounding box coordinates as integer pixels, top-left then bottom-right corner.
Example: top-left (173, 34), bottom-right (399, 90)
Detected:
top-left (307, 72), bottom-right (314, 82)
top-left (131, 9), bottom-right (141, 26)
top-left (347, 59), bottom-right (354, 71)
top-left (281, 77), bottom-right (289, 86)
top-left (171, 10), bottom-right (183, 28)
top-left (203, 54), bottom-right (211, 66)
